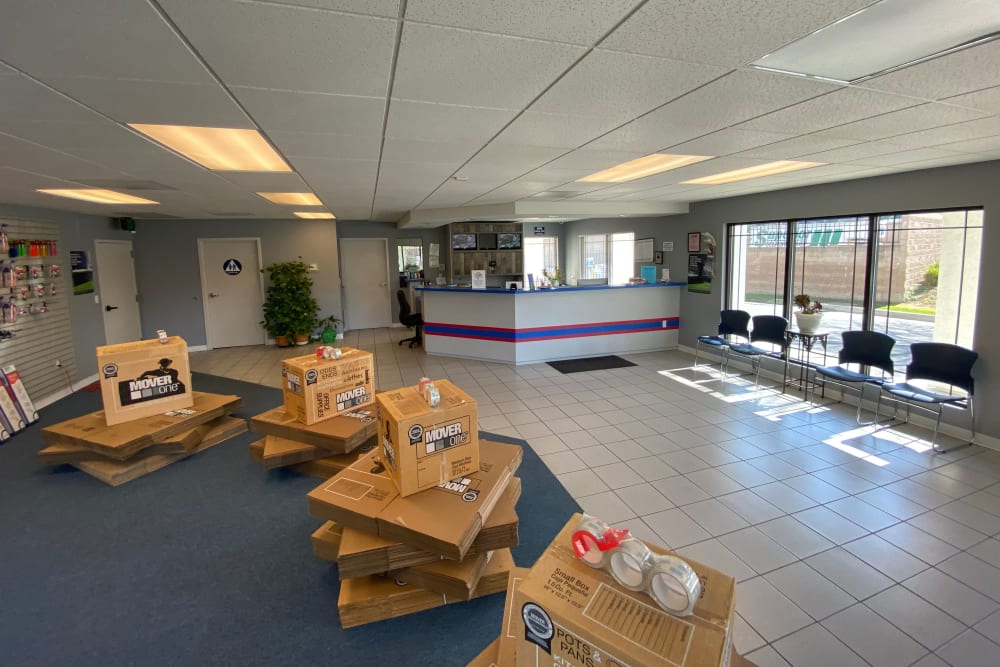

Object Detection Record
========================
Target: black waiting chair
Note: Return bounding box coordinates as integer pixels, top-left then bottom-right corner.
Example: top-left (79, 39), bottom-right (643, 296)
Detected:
top-left (695, 309), bottom-right (751, 371)
top-left (876, 342), bottom-right (978, 453)
top-left (397, 289), bottom-right (423, 348)
top-left (724, 315), bottom-right (788, 387)
top-left (811, 331), bottom-right (895, 424)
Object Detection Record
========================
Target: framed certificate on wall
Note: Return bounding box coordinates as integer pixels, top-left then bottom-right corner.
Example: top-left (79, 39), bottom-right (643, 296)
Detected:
top-left (634, 237), bottom-right (654, 263)
top-left (687, 232), bottom-right (701, 252)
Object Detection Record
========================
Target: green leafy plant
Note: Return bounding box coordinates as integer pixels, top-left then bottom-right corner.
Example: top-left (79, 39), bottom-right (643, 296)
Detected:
top-left (317, 315), bottom-right (342, 344)
top-left (794, 294), bottom-right (823, 314)
top-left (924, 262), bottom-right (940, 288)
top-left (260, 259), bottom-right (320, 341)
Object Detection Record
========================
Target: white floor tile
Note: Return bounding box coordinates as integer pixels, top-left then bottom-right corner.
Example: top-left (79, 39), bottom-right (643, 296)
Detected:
top-left (590, 462), bottom-right (645, 490)
top-left (577, 491), bottom-right (636, 524)
top-left (717, 460), bottom-right (776, 488)
top-left (857, 486), bottom-right (931, 520)
top-left (718, 489), bottom-right (785, 525)
top-left (805, 548), bottom-right (894, 600)
top-left (643, 508), bottom-right (711, 549)
top-left (764, 561), bottom-right (855, 620)
top-left (751, 482), bottom-right (818, 514)
top-left (732, 612), bottom-right (767, 654)
top-left (782, 474), bottom-right (848, 504)
top-left (866, 585), bottom-right (966, 650)
top-left (937, 629), bottom-right (1000, 667)
top-left (902, 569), bottom-right (999, 626)
top-left (822, 603), bottom-right (928, 667)
top-left (573, 444), bottom-right (620, 468)
top-left (745, 645), bottom-right (792, 667)
top-left (841, 534), bottom-right (929, 582)
top-left (756, 516), bottom-right (835, 559)
top-left (658, 450), bottom-right (712, 474)
top-left (615, 482), bottom-right (674, 515)
top-left (737, 577), bottom-right (812, 642)
top-left (540, 450), bottom-right (587, 475)
top-left (624, 455), bottom-right (677, 482)
top-left (718, 527), bottom-right (797, 574)
top-left (685, 468), bottom-right (745, 496)
top-left (825, 495), bottom-right (900, 532)
top-left (793, 506), bottom-right (868, 545)
top-left (653, 475), bottom-right (711, 506)
top-left (936, 552), bottom-right (1000, 602)
top-left (677, 539), bottom-right (757, 582)
top-left (876, 522), bottom-right (960, 565)
top-left (680, 498), bottom-right (750, 536)
top-left (908, 511), bottom-right (991, 550)
top-left (555, 469), bottom-right (610, 498)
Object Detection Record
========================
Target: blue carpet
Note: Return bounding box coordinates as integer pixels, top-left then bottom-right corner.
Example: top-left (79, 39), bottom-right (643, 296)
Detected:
top-left (0, 373), bottom-right (580, 667)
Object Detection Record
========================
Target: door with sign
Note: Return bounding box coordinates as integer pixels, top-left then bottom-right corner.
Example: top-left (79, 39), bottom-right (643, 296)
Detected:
top-left (197, 238), bottom-right (265, 348)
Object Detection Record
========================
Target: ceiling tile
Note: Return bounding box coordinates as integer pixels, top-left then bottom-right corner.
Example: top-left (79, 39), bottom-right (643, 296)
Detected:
top-left (880, 116), bottom-right (1000, 149)
top-left (417, 181), bottom-right (491, 208)
top-left (456, 144), bottom-right (567, 182)
top-left (587, 69), bottom-right (840, 151)
top-left (814, 102), bottom-right (991, 142)
top-left (543, 149), bottom-right (647, 171)
top-left (43, 77), bottom-right (252, 127)
top-left (405, 0), bottom-right (639, 44)
top-left (861, 39), bottom-right (1000, 100)
top-left (293, 157), bottom-right (380, 208)
top-left (381, 138), bottom-right (477, 165)
top-left (248, 0), bottom-right (400, 17)
top-left (734, 135), bottom-right (860, 160)
top-left (600, 0), bottom-right (873, 67)
top-left (385, 100), bottom-right (517, 143)
top-left (0, 0), bottom-right (215, 83)
top-left (669, 128), bottom-right (796, 157)
top-left (491, 110), bottom-right (617, 149)
top-left (215, 172), bottom-right (311, 192)
top-left (531, 49), bottom-right (728, 124)
top-left (942, 85), bottom-right (1000, 115)
top-left (933, 135), bottom-right (1000, 153)
top-left (0, 132), bottom-right (132, 181)
top-left (739, 87), bottom-right (922, 135)
top-left (159, 0), bottom-right (397, 95)
top-left (798, 140), bottom-right (919, 164)
top-left (0, 75), bottom-right (103, 123)
top-left (270, 131), bottom-right (382, 161)
top-left (233, 88), bottom-right (386, 135)
top-left (392, 22), bottom-right (586, 108)
top-left (848, 147), bottom-right (969, 167)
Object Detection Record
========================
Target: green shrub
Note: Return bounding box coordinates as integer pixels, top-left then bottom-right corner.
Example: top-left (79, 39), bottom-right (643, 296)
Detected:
top-left (924, 262), bottom-right (939, 288)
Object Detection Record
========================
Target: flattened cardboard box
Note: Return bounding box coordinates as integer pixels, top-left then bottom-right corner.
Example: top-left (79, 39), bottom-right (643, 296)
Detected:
top-left (41, 419), bottom-right (220, 465)
top-left (97, 336), bottom-right (193, 425)
top-left (400, 549), bottom-right (490, 601)
top-left (308, 439), bottom-right (521, 560)
top-left (514, 513), bottom-right (736, 667)
top-left (335, 477), bottom-right (521, 579)
top-left (249, 437), bottom-right (374, 476)
top-left (377, 379), bottom-right (479, 497)
top-left (250, 405), bottom-right (376, 454)
top-left (311, 522), bottom-right (344, 562)
top-left (467, 638), bottom-right (500, 667)
top-left (337, 548), bottom-right (514, 629)
top-left (282, 348), bottom-right (375, 425)
top-left (42, 392), bottom-right (242, 460)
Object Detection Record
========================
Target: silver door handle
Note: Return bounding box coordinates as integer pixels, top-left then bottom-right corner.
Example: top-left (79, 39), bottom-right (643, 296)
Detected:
top-left (209, 292), bottom-right (220, 298)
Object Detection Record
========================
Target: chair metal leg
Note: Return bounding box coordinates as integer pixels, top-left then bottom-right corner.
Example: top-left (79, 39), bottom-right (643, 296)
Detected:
top-left (931, 398), bottom-right (975, 454)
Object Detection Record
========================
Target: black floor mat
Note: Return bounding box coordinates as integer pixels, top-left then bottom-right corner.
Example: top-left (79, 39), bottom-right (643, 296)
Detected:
top-left (547, 355), bottom-right (637, 374)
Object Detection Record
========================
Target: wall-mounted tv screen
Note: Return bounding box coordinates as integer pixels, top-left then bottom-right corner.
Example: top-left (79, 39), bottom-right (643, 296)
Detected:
top-left (498, 232), bottom-right (522, 249)
top-left (452, 233), bottom-right (477, 250)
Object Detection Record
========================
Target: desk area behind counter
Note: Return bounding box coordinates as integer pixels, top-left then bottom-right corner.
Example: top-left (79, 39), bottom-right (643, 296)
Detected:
top-left (416, 283), bottom-right (684, 364)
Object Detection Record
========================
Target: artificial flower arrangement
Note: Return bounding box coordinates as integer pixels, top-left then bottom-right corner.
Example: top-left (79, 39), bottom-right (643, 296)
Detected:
top-left (794, 294), bottom-right (823, 314)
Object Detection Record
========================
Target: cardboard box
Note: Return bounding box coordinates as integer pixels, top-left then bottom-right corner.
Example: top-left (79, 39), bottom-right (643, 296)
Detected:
top-left (42, 392), bottom-right (242, 460)
top-left (282, 348), bottom-right (375, 425)
top-left (336, 476), bottom-right (521, 579)
top-left (308, 439), bottom-right (521, 560)
top-left (730, 650), bottom-right (758, 667)
top-left (498, 567), bottom-right (532, 666)
top-left (401, 550), bottom-right (491, 601)
top-left (467, 638), bottom-right (500, 667)
top-left (377, 379), bottom-right (479, 496)
top-left (96, 336), bottom-right (193, 425)
top-left (250, 405), bottom-right (377, 454)
top-left (41, 418), bottom-right (222, 465)
top-left (311, 521), bottom-right (344, 562)
top-left (514, 513), bottom-right (736, 667)
top-left (250, 436), bottom-right (374, 476)
top-left (337, 548), bottom-right (514, 629)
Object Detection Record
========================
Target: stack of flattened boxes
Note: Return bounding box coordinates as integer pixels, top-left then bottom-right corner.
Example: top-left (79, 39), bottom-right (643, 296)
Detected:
top-left (38, 337), bottom-right (246, 486)
top-left (248, 347), bottom-right (379, 477)
top-left (307, 379), bottom-right (522, 628)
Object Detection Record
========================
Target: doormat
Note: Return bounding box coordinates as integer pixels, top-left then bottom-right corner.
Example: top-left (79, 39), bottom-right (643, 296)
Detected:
top-left (79, 381), bottom-right (101, 392)
top-left (547, 355), bottom-right (637, 374)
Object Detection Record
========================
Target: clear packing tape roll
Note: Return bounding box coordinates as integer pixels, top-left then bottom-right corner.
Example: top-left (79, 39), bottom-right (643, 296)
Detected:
top-left (571, 514), bottom-right (701, 617)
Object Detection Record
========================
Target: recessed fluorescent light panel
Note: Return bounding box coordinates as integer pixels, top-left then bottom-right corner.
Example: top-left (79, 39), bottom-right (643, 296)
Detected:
top-left (257, 192), bottom-right (323, 205)
top-left (682, 161), bottom-right (825, 185)
top-left (578, 153), bottom-right (713, 183)
top-left (129, 124), bottom-right (291, 172)
top-left (751, 0), bottom-right (1000, 83)
top-left (294, 212), bottom-right (336, 219)
top-left (36, 189), bottom-right (159, 205)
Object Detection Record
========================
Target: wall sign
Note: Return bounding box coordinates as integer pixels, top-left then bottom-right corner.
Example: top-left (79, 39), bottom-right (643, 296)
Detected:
top-left (533, 226), bottom-right (546, 235)
top-left (223, 258), bottom-right (242, 276)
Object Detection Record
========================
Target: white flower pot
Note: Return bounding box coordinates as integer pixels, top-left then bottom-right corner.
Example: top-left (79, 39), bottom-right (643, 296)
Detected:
top-left (795, 312), bottom-right (823, 334)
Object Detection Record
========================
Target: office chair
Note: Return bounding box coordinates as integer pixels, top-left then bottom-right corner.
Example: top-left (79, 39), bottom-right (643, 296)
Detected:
top-left (876, 342), bottom-right (978, 453)
top-left (724, 315), bottom-right (788, 387)
top-left (694, 309), bottom-right (751, 371)
top-left (397, 289), bottom-right (423, 348)
top-left (811, 331), bottom-right (895, 424)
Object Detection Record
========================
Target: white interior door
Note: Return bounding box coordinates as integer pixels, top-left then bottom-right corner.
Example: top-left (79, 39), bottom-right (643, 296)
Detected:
top-left (198, 238), bottom-right (265, 348)
top-left (94, 239), bottom-right (141, 345)
top-left (341, 238), bottom-right (391, 330)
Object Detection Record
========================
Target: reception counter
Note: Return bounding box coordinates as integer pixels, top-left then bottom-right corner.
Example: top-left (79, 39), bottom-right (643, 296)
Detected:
top-left (418, 283), bottom-right (682, 364)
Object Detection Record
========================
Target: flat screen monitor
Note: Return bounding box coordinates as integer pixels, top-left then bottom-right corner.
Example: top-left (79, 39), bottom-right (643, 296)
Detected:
top-left (452, 233), bottom-right (477, 250)
top-left (498, 232), bottom-right (522, 249)
top-left (478, 233), bottom-right (497, 250)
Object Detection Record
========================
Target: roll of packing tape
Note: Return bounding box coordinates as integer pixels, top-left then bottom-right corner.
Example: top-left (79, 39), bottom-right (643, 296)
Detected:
top-left (608, 538), bottom-right (654, 591)
top-left (647, 554), bottom-right (701, 617)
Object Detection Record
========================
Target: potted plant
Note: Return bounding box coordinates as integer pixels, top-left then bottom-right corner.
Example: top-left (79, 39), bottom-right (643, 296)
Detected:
top-left (793, 294), bottom-right (823, 334)
top-left (317, 315), bottom-right (342, 346)
top-left (260, 259), bottom-right (320, 347)
top-left (543, 267), bottom-right (562, 287)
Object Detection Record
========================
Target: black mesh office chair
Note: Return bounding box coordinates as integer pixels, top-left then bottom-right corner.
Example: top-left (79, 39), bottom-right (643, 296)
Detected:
top-left (811, 331), bottom-right (895, 424)
top-left (877, 342), bottom-right (978, 453)
top-left (397, 289), bottom-right (423, 348)
top-left (694, 309), bottom-right (751, 371)
top-left (724, 315), bottom-right (788, 387)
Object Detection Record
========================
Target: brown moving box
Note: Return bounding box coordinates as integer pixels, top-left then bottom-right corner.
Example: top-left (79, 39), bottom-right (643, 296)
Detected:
top-left (282, 348), bottom-right (375, 425)
top-left (497, 567), bottom-right (532, 666)
top-left (400, 550), bottom-right (490, 601)
top-left (308, 439), bottom-right (521, 560)
top-left (257, 435), bottom-right (319, 469)
top-left (42, 392), bottom-right (243, 460)
top-left (40, 419), bottom-right (219, 465)
top-left (514, 513), bottom-right (736, 667)
top-left (731, 650), bottom-right (759, 667)
top-left (97, 336), bottom-right (193, 425)
top-left (250, 405), bottom-right (376, 454)
top-left (377, 380), bottom-right (479, 497)
top-left (467, 638), bottom-right (500, 667)
top-left (337, 548), bottom-right (514, 629)
top-left (249, 437), bottom-right (375, 476)
top-left (311, 521), bottom-right (344, 562)
top-left (334, 477), bottom-right (521, 578)
top-left (72, 415), bottom-right (247, 486)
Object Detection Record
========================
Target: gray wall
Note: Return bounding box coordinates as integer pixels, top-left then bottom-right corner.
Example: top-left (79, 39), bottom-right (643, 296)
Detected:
top-left (0, 203), bottom-right (134, 380)
top-left (131, 219), bottom-right (342, 346)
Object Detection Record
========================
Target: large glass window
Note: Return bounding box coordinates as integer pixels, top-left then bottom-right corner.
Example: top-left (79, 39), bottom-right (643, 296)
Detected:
top-left (726, 209), bottom-right (982, 367)
top-left (579, 232), bottom-right (634, 284)
top-left (397, 239), bottom-right (423, 272)
top-left (580, 234), bottom-right (608, 280)
top-left (524, 236), bottom-right (558, 285)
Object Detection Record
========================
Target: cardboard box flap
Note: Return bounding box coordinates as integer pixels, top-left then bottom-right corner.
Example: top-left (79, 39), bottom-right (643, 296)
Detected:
top-left (466, 638), bottom-right (500, 667)
top-left (307, 449), bottom-right (397, 534)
